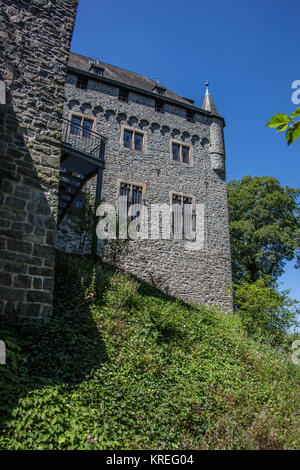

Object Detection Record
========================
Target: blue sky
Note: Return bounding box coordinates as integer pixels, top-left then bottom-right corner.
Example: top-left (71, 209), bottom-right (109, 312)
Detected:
top-left (71, 0), bottom-right (299, 302)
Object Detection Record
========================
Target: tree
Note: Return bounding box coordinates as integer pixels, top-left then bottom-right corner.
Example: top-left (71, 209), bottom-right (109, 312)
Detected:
top-left (234, 277), bottom-right (299, 344)
top-left (266, 108), bottom-right (300, 145)
top-left (227, 176), bottom-right (300, 283)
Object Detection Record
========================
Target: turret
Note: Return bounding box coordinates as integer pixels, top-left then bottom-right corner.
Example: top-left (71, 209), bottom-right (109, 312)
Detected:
top-left (202, 83), bottom-right (225, 174)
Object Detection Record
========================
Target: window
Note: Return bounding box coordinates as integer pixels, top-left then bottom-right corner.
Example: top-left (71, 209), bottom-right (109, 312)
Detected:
top-left (172, 143), bottom-right (180, 161)
top-left (91, 66), bottom-right (104, 76)
top-left (171, 193), bottom-right (195, 239)
top-left (82, 119), bottom-right (93, 138)
top-left (73, 194), bottom-right (84, 209)
top-left (134, 132), bottom-right (143, 151)
top-left (70, 115), bottom-right (94, 139)
top-left (119, 88), bottom-right (129, 102)
top-left (186, 109), bottom-right (194, 122)
top-left (153, 85), bottom-right (166, 96)
top-left (155, 100), bottom-right (164, 113)
top-left (124, 129), bottom-right (132, 148)
top-left (119, 182), bottom-right (144, 230)
top-left (182, 145), bottom-right (189, 164)
top-left (76, 75), bottom-right (88, 90)
top-left (171, 141), bottom-right (191, 165)
top-left (122, 127), bottom-right (145, 151)
top-left (70, 116), bottom-right (81, 136)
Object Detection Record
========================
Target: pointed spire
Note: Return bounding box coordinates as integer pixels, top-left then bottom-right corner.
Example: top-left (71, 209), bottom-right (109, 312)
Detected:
top-left (202, 82), bottom-right (218, 114)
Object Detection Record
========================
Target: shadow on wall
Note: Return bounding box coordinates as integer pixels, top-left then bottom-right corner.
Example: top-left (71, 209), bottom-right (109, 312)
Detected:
top-left (0, 93), bottom-right (108, 429)
top-left (0, 87), bottom-right (59, 320)
top-left (0, 246), bottom-right (200, 428)
top-left (0, 253), bottom-right (108, 428)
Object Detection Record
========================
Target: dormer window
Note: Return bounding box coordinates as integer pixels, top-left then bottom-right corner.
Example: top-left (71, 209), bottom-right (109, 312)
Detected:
top-left (156, 88), bottom-right (165, 96)
top-left (91, 66), bottom-right (104, 76)
top-left (89, 60), bottom-right (105, 77)
top-left (153, 84), bottom-right (166, 96)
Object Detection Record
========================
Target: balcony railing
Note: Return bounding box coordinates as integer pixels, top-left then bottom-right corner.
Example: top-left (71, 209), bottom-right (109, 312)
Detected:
top-left (62, 118), bottom-right (106, 159)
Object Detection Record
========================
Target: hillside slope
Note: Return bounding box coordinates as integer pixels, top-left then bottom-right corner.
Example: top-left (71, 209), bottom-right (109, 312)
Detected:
top-left (0, 254), bottom-right (299, 450)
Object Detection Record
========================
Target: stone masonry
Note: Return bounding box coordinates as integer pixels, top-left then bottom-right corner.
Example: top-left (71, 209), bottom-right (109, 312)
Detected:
top-left (57, 54), bottom-right (232, 311)
top-left (0, 0), bottom-right (78, 320)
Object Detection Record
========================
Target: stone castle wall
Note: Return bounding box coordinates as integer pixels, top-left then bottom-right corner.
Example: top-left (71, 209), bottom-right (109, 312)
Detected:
top-left (0, 0), bottom-right (78, 320)
top-left (57, 72), bottom-right (232, 310)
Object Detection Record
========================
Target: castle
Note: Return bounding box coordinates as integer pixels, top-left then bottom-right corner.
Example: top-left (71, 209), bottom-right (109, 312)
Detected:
top-left (56, 53), bottom-right (232, 309)
top-left (0, 1), bottom-right (232, 320)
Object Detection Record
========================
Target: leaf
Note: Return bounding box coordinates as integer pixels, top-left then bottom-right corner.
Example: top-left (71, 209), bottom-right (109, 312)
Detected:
top-left (265, 113), bottom-right (292, 128)
top-left (286, 121), bottom-right (300, 145)
top-left (290, 107), bottom-right (300, 118)
top-left (276, 123), bottom-right (289, 132)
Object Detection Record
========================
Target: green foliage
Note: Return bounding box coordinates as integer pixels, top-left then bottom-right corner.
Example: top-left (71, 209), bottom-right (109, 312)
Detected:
top-left (227, 176), bottom-right (300, 283)
top-left (63, 192), bottom-right (100, 257)
top-left (266, 109), bottom-right (300, 145)
top-left (234, 278), bottom-right (299, 343)
top-left (63, 194), bottom-right (130, 265)
top-left (103, 271), bottom-right (139, 311)
top-left (0, 254), bottom-right (299, 450)
top-left (0, 331), bottom-right (28, 417)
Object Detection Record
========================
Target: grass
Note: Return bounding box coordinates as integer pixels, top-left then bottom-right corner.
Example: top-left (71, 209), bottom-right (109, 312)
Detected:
top-left (0, 253), bottom-right (299, 450)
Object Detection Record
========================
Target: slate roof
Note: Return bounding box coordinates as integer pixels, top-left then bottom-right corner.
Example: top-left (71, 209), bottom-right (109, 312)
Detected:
top-left (201, 89), bottom-right (218, 115)
top-left (68, 52), bottom-right (195, 107)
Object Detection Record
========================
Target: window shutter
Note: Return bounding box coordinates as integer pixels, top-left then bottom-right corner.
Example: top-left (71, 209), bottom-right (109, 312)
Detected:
top-left (183, 199), bottom-right (193, 238)
top-left (119, 183), bottom-right (130, 221)
top-left (172, 194), bottom-right (182, 237)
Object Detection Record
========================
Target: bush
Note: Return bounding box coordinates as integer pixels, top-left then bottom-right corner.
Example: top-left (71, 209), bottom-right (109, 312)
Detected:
top-left (0, 255), bottom-right (299, 450)
top-left (234, 277), bottom-right (299, 343)
top-left (103, 271), bottom-right (139, 311)
top-left (0, 331), bottom-right (28, 417)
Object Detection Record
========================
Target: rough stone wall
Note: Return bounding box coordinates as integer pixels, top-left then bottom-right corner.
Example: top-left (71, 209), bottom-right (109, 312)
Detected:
top-left (0, 0), bottom-right (78, 320)
top-left (58, 72), bottom-right (232, 311)
top-left (210, 118), bottom-right (226, 172)
top-left (56, 184), bottom-right (95, 256)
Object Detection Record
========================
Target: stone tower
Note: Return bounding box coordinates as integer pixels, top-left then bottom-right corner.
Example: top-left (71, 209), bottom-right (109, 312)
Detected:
top-left (56, 54), bottom-right (232, 310)
top-left (0, 0), bottom-right (78, 320)
top-left (202, 83), bottom-right (226, 174)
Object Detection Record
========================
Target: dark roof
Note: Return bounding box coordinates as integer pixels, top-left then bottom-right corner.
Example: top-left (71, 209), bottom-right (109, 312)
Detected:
top-left (68, 52), bottom-right (195, 106)
top-left (152, 84), bottom-right (167, 92)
